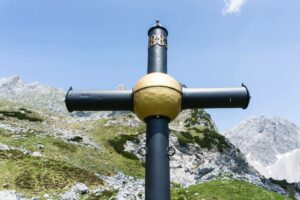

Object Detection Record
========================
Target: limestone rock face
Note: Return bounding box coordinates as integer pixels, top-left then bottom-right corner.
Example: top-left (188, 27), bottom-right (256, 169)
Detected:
top-left (98, 172), bottom-right (145, 200)
top-left (61, 191), bottom-right (79, 200)
top-left (124, 132), bottom-right (286, 196)
top-left (71, 183), bottom-right (88, 194)
top-left (0, 190), bottom-right (26, 200)
top-left (225, 116), bottom-right (300, 183)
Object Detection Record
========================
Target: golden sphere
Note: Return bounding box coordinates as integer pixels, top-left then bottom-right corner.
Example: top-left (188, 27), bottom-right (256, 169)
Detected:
top-left (133, 72), bottom-right (182, 121)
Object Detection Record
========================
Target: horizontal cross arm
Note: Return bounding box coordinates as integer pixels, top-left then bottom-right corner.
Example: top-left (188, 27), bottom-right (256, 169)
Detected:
top-left (65, 88), bottom-right (133, 112)
top-left (181, 84), bottom-right (250, 109)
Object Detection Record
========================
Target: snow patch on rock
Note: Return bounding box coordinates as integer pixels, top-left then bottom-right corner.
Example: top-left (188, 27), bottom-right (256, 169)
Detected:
top-left (252, 149), bottom-right (300, 183)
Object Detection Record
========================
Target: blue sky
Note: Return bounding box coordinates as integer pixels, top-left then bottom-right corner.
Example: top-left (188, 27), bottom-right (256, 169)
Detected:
top-left (1, 0), bottom-right (300, 131)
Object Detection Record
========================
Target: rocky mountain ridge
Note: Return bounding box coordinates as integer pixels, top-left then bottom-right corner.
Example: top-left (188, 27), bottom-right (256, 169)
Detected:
top-left (225, 115), bottom-right (300, 183)
top-left (0, 76), bottom-right (68, 115)
top-left (0, 76), bottom-right (126, 118)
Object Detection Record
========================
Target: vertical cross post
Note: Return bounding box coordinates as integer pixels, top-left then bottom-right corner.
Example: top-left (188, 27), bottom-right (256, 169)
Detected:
top-left (65, 20), bottom-right (251, 200)
top-left (145, 20), bottom-right (170, 200)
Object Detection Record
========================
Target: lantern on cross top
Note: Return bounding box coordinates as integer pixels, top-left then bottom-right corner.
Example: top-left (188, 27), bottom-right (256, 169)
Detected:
top-left (65, 20), bottom-right (250, 200)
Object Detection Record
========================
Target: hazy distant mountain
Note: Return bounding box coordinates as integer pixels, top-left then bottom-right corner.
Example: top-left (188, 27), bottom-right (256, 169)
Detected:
top-left (225, 116), bottom-right (300, 183)
top-left (0, 75), bottom-right (68, 114)
top-left (0, 76), bottom-right (127, 118)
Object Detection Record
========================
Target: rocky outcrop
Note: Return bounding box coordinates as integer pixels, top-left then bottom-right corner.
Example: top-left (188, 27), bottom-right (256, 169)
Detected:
top-left (0, 190), bottom-right (26, 200)
top-left (60, 183), bottom-right (89, 200)
top-left (124, 132), bottom-right (287, 196)
top-left (101, 109), bottom-right (290, 197)
top-left (98, 172), bottom-right (144, 200)
top-left (170, 109), bottom-right (217, 132)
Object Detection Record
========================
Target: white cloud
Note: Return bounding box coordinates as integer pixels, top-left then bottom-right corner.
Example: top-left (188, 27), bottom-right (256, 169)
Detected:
top-left (223, 0), bottom-right (246, 15)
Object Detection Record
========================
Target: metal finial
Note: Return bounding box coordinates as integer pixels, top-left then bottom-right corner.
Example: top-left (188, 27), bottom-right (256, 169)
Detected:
top-left (156, 19), bottom-right (160, 24)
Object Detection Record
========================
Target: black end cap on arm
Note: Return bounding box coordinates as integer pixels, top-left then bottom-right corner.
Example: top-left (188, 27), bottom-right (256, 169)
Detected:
top-left (241, 83), bottom-right (251, 109)
top-left (65, 86), bottom-right (73, 112)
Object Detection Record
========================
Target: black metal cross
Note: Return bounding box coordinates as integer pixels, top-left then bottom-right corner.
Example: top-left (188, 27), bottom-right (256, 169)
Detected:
top-left (65, 20), bottom-right (250, 200)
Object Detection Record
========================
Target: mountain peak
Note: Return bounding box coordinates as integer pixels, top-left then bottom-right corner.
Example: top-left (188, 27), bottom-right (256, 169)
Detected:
top-left (0, 75), bottom-right (21, 82)
top-left (0, 75), bottom-right (67, 114)
top-left (0, 75), bottom-right (22, 89)
top-left (225, 115), bottom-right (300, 182)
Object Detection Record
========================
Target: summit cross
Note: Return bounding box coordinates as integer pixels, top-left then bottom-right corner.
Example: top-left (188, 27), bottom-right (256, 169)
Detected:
top-left (65, 21), bottom-right (250, 200)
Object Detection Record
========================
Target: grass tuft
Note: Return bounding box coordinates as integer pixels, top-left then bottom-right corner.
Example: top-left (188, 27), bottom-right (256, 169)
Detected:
top-left (15, 170), bottom-right (35, 189)
top-left (108, 134), bottom-right (140, 160)
top-left (89, 121), bottom-right (145, 178)
top-left (0, 110), bottom-right (42, 122)
top-left (0, 149), bottom-right (103, 194)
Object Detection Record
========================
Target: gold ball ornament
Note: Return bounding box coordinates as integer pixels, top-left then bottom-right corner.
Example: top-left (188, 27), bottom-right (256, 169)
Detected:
top-left (133, 72), bottom-right (182, 121)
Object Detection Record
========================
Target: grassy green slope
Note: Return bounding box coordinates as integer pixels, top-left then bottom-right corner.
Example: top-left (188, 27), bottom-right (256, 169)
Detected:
top-left (88, 119), bottom-right (145, 178)
top-left (0, 101), bottom-right (291, 199)
top-left (172, 180), bottom-right (290, 200)
top-left (0, 100), bottom-right (145, 198)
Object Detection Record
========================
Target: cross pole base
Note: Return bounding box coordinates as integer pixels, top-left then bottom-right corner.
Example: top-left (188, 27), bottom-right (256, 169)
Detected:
top-left (145, 116), bottom-right (170, 200)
